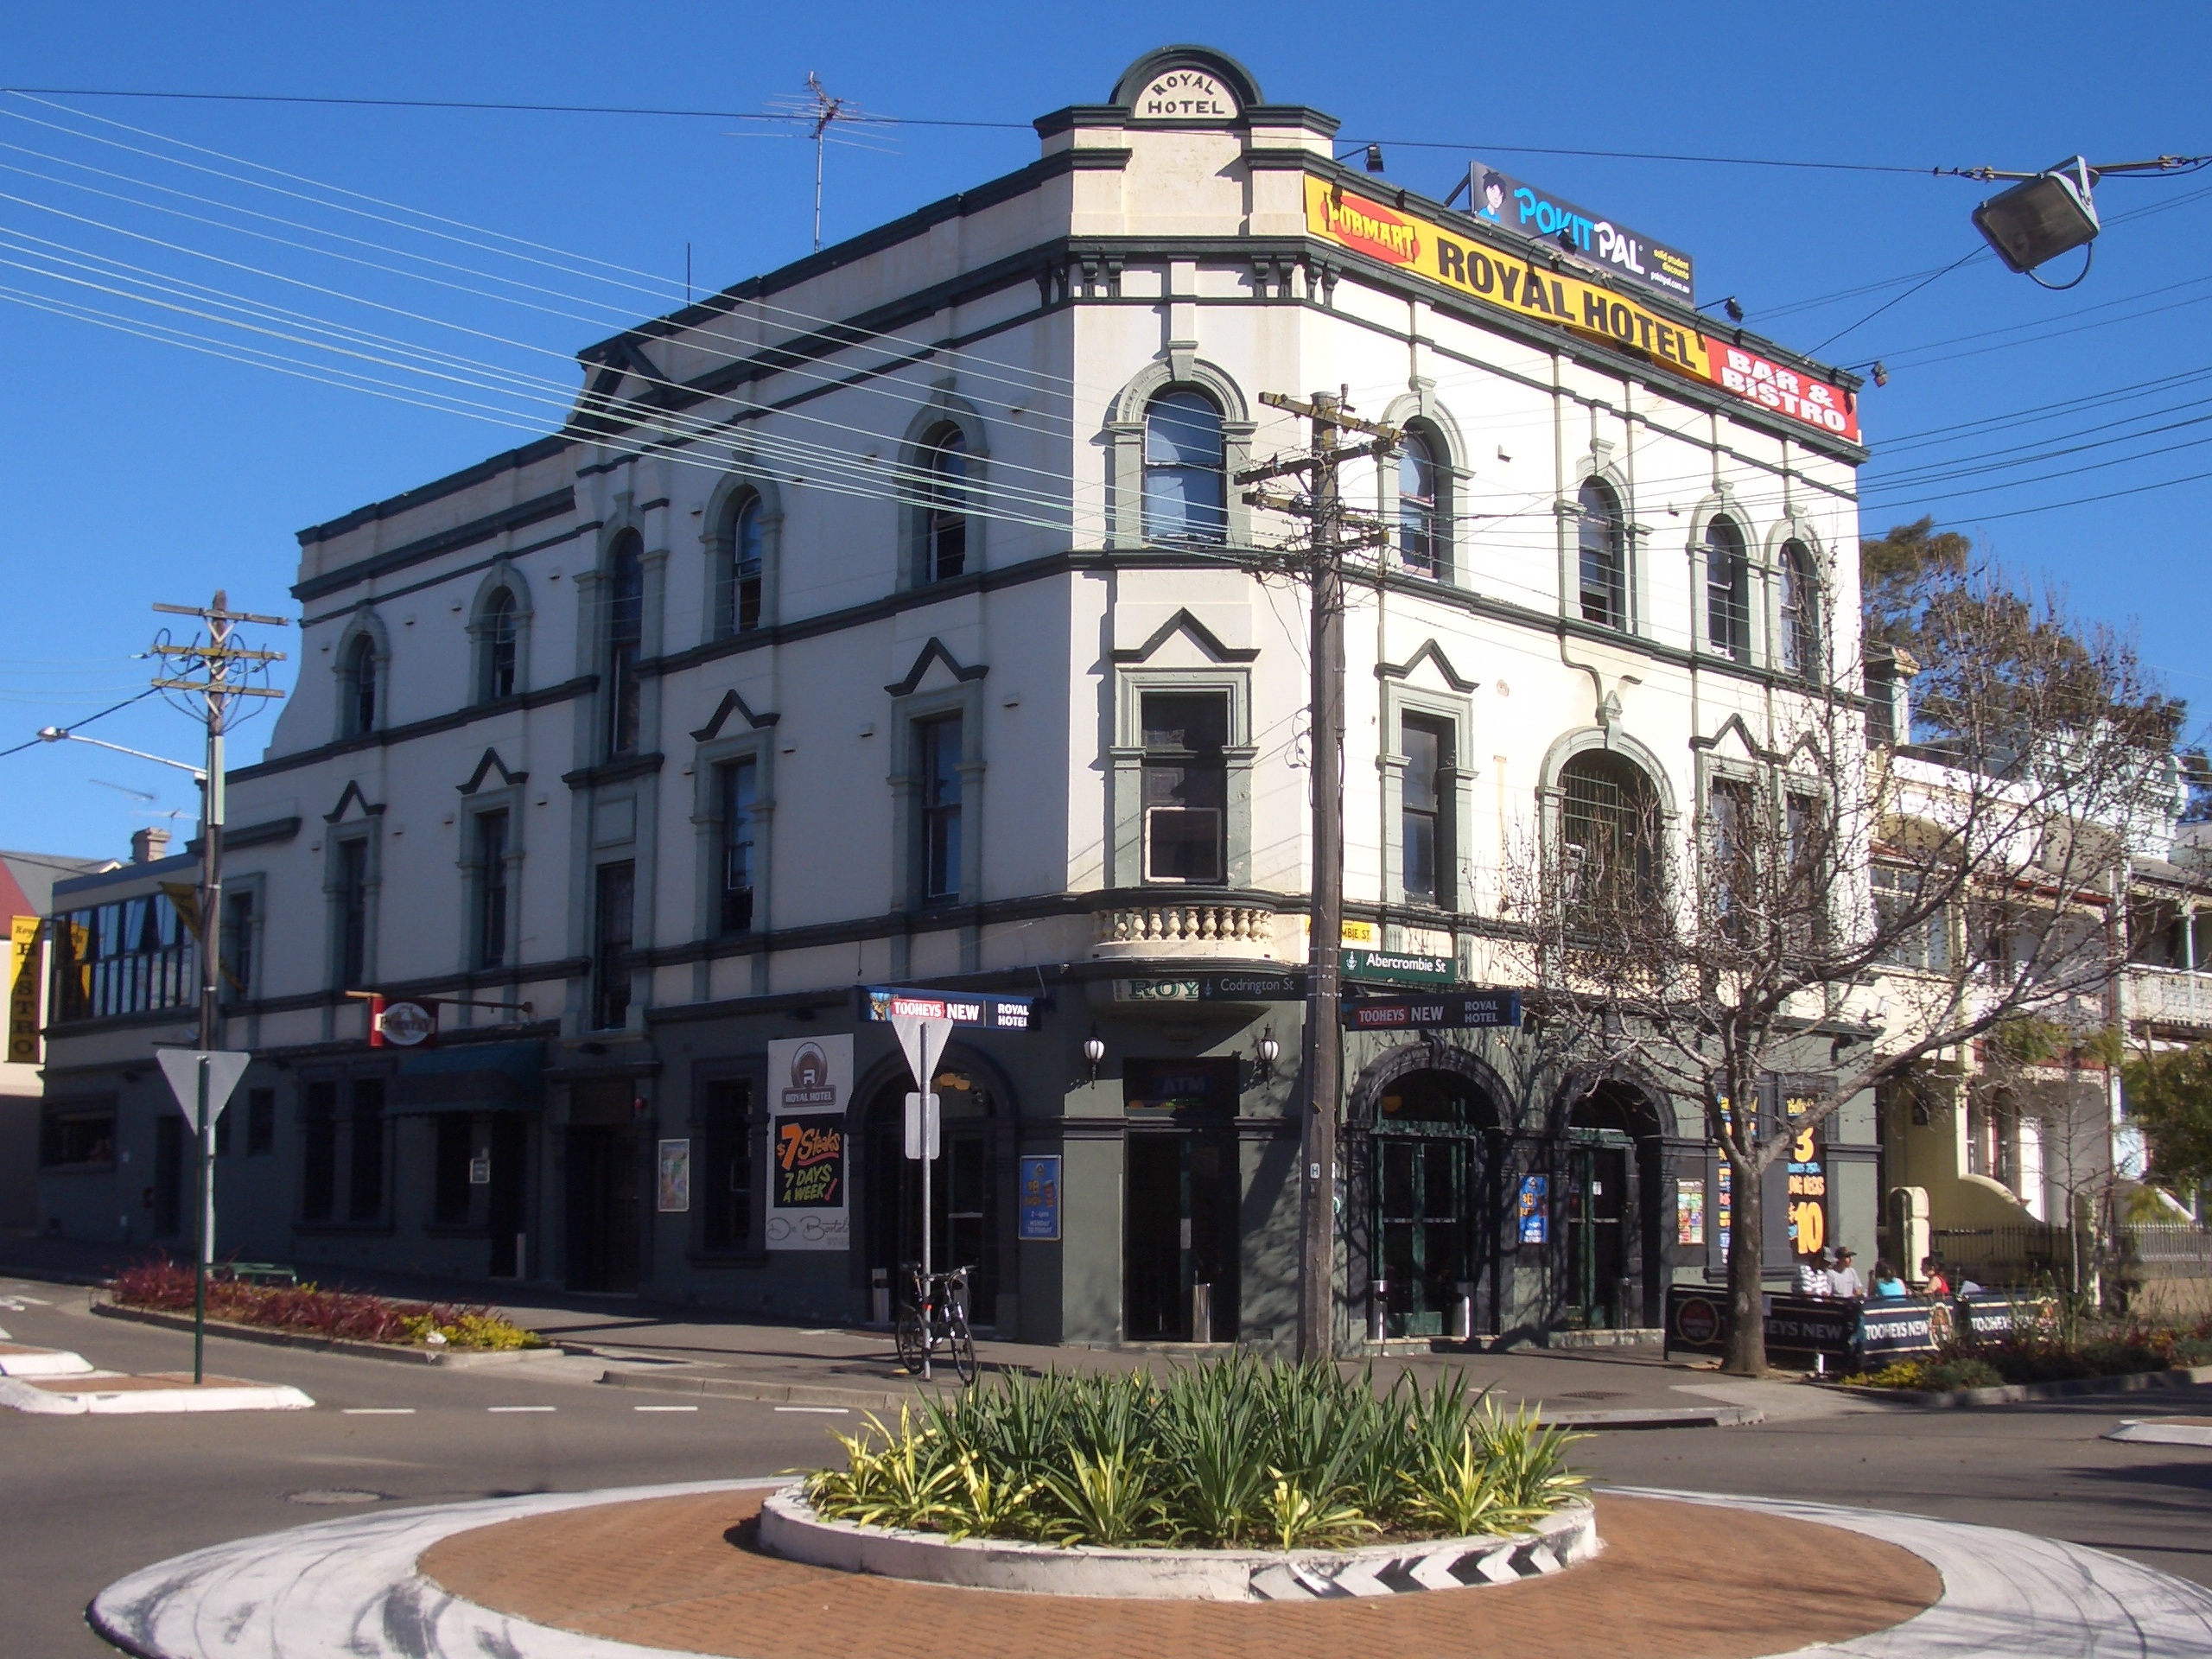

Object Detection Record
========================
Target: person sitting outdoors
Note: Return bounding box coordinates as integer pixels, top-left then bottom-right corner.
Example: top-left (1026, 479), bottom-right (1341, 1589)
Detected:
top-left (1919, 1256), bottom-right (1952, 1298)
top-left (1871, 1259), bottom-right (1910, 1299)
top-left (1828, 1246), bottom-right (1866, 1300)
top-left (1797, 1247), bottom-right (1834, 1298)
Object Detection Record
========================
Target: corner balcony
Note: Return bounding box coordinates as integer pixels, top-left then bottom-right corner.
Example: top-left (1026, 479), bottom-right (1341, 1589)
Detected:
top-left (2127, 965), bottom-right (2212, 1033)
top-left (1090, 895), bottom-right (1281, 961)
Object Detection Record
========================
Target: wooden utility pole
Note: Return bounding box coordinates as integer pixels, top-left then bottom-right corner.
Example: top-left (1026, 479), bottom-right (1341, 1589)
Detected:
top-left (149, 592), bottom-right (286, 1381)
top-left (1241, 391), bottom-right (1398, 1360)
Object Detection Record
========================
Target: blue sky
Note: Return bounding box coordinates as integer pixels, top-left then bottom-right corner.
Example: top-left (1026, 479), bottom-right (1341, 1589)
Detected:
top-left (0, 0), bottom-right (2206, 857)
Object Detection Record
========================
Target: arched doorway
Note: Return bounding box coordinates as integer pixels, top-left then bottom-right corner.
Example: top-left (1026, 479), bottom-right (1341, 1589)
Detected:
top-left (1367, 1065), bottom-right (1501, 1339)
top-left (862, 1057), bottom-right (1001, 1325)
top-left (1560, 1082), bottom-right (1663, 1330)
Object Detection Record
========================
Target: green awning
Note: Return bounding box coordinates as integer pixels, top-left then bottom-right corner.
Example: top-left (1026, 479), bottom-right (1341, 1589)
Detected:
top-left (389, 1040), bottom-right (544, 1114)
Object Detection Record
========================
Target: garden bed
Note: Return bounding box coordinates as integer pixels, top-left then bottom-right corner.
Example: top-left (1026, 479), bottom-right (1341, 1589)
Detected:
top-left (109, 1256), bottom-right (545, 1353)
top-left (790, 1359), bottom-right (1591, 1587)
top-left (1842, 1314), bottom-right (2212, 1393)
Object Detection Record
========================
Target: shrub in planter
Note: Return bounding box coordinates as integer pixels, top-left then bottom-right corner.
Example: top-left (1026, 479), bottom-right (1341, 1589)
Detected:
top-left (111, 1255), bottom-right (543, 1351)
top-left (801, 1358), bottom-right (1586, 1549)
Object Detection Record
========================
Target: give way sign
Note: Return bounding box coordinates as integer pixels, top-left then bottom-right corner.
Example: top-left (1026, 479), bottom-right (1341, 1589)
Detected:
top-left (155, 1049), bottom-right (253, 1131)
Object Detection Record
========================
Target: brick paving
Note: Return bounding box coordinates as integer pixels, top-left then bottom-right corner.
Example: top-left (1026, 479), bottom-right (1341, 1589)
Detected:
top-left (421, 1490), bottom-right (1940, 1659)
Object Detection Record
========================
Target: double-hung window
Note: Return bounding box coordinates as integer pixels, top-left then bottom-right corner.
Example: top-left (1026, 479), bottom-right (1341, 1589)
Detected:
top-left (1401, 716), bottom-right (1450, 906)
top-left (1577, 480), bottom-right (1627, 630)
top-left (718, 759), bottom-right (758, 933)
top-left (593, 861), bottom-right (634, 1029)
top-left (474, 810), bottom-right (509, 970)
top-left (1706, 516), bottom-right (1750, 661)
top-left (1141, 693), bottom-right (1228, 884)
top-left (334, 838), bottom-right (369, 989)
top-left (606, 537), bottom-right (645, 757)
top-left (918, 717), bottom-right (963, 903)
top-left (1874, 863), bottom-right (1950, 973)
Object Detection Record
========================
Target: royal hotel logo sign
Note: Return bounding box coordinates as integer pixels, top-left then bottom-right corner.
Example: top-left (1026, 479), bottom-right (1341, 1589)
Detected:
top-left (1305, 176), bottom-right (1859, 443)
top-left (1129, 66), bottom-right (1240, 122)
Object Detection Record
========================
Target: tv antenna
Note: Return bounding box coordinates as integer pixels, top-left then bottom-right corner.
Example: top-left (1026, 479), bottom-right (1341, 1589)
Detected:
top-left (766, 73), bottom-right (897, 251)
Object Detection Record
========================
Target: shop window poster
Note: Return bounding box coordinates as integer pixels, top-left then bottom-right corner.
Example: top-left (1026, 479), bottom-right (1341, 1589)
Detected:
top-left (1517, 1174), bottom-right (1548, 1244)
top-left (1675, 1178), bottom-right (1705, 1245)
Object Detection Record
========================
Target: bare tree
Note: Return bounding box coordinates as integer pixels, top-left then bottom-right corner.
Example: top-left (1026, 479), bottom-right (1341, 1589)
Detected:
top-left (1497, 537), bottom-right (2178, 1374)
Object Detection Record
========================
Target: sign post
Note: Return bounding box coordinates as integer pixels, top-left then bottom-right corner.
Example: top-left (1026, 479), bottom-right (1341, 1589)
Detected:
top-left (156, 1047), bottom-right (251, 1384)
top-left (889, 1015), bottom-right (952, 1380)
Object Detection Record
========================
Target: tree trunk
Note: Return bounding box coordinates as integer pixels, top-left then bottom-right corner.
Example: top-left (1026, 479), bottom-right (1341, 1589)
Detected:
top-left (1722, 1153), bottom-right (1767, 1376)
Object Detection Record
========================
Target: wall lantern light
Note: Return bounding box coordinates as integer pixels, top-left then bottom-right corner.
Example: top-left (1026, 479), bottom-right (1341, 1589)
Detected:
top-left (1084, 1031), bottom-right (1106, 1081)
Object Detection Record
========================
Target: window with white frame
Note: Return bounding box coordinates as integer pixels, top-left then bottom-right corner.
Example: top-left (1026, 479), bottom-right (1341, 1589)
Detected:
top-left (717, 757), bottom-right (758, 933)
top-left (1873, 862), bottom-right (1950, 972)
top-left (920, 426), bottom-right (969, 582)
top-left (1705, 514), bottom-right (1750, 661)
top-left (340, 632), bottom-right (378, 737)
top-left (1577, 480), bottom-right (1627, 630)
top-left (479, 588), bottom-right (518, 702)
top-left (1401, 715), bottom-right (1451, 906)
top-left (1397, 430), bottom-right (1444, 579)
top-left (1780, 540), bottom-right (1821, 679)
top-left (729, 495), bottom-right (765, 631)
top-left (1141, 692), bottom-right (1228, 883)
top-left (918, 715), bottom-right (963, 904)
top-left (605, 534), bottom-right (645, 757)
top-left (1142, 391), bottom-right (1226, 546)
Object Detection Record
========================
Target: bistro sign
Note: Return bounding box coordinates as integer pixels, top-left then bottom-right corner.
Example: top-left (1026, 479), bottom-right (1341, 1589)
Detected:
top-left (1304, 175), bottom-right (1859, 444)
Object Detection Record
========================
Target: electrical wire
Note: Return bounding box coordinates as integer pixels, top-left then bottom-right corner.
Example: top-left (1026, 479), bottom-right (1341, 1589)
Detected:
top-left (0, 688), bottom-right (158, 761)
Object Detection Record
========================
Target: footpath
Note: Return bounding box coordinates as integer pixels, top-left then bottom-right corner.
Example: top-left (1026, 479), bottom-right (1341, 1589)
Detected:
top-left (0, 1234), bottom-right (1858, 1427)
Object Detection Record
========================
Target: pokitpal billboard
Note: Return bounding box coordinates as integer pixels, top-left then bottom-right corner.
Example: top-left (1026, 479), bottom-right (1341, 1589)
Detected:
top-left (1304, 176), bottom-right (1859, 444)
top-left (1465, 161), bottom-right (1694, 303)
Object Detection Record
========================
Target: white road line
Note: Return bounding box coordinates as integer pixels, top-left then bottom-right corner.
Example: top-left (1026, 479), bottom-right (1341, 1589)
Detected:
top-left (773, 1405), bottom-right (850, 1414)
top-left (486, 1406), bottom-right (556, 1414)
top-left (633, 1405), bottom-right (699, 1413)
top-left (341, 1408), bottom-right (416, 1415)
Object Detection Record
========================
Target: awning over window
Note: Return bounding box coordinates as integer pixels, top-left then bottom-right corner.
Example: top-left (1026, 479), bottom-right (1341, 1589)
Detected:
top-left (389, 1040), bottom-right (544, 1114)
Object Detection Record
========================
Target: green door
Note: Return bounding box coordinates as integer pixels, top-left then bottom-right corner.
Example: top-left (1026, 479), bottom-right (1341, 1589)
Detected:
top-left (1376, 1135), bottom-right (1466, 1338)
top-left (1565, 1138), bottom-right (1629, 1327)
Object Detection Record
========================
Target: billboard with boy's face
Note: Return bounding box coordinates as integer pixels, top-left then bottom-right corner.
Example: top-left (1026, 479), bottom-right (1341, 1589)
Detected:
top-left (1467, 162), bottom-right (1694, 304)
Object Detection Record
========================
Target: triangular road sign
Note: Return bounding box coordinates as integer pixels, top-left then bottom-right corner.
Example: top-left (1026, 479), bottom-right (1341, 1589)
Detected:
top-left (156, 1049), bottom-right (253, 1129)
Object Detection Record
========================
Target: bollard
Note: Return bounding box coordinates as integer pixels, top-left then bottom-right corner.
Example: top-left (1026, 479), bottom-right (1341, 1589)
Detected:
top-left (1453, 1282), bottom-right (1475, 1342)
top-left (871, 1267), bottom-right (891, 1325)
top-left (1191, 1281), bottom-right (1211, 1344)
top-left (514, 1232), bottom-right (527, 1281)
top-left (1369, 1280), bottom-right (1389, 1344)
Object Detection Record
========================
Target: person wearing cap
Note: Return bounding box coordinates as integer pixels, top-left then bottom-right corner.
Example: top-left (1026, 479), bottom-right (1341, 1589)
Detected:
top-left (1829, 1247), bottom-right (1865, 1300)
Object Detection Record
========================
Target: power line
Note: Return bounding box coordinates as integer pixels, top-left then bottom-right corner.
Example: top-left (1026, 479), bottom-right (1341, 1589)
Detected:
top-left (0, 687), bottom-right (157, 760)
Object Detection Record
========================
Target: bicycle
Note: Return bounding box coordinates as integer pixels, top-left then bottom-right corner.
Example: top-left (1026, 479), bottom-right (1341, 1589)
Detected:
top-left (893, 1261), bottom-right (977, 1384)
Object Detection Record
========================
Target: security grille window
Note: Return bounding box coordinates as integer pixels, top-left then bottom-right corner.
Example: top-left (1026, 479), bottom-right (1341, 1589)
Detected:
top-left (699, 1077), bottom-right (753, 1251)
top-left (50, 893), bottom-right (196, 1020)
top-left (301, 1080), bottom-right (338, 1220)
top-left (1873, 862), bottom-right (1950, 972)
top-left (245, 1087), bottom-right (276, 1156)
top-left (474, 811), bottom-right (509, 970)
top-left (731, 496), bottom-right (765, 630)
top-left (433, 1115), bottom-right (473, 1224)
top-left (1402, 716), bottom-right (1452, 906)
top-left (1142, 391), bottom-right (1226, 546)
top-left (334, 837), bottom-right (369, 989)
top-left (221, 890), bottom-right (253, 1006)
top-left (348, 1077), bottom-right (385, 1223)
top-left (606, 537), bottom-right (645, 757)
top-left (1141, 693), bottom-right (1228, 884)
top-left (343, 633), bottom-right (378, 736)
top-left (717, 759), bottom-right (758, 934)
top-left (1577, 480), bottom-right (1627, 630)
top-left (1706, 515), bottom-right (1750, 661)
top-left (480, 588), bottom-right (518, 701)
top-left (1780, 541), bottom-right (1821, 678)
top-left (1397, 431), bottom-right (1442, 578)
top-left (1560, 751), bottom-right (1660, 919)
top-left (918, 716), bottom-right (963, 903)
top-left (922, 428), bottom-right (969, 582)
top-left (592, 861), bottom-right (635, 1030)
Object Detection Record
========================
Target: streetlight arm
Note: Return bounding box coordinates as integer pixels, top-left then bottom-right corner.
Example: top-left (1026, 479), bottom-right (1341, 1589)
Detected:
top-left (37, 728), bottom-right (207, 780)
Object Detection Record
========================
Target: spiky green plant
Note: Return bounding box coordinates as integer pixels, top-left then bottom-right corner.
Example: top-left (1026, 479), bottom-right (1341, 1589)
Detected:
top-left (1261, 1472), bottom-right (1376, 1550)
top-left (1041, 1446), bottom-right (1167, 1547)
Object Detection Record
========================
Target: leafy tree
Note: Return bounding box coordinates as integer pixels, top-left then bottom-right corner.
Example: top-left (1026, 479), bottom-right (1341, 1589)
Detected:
top-left (2124, 1043), bottom-right (2212, 1194)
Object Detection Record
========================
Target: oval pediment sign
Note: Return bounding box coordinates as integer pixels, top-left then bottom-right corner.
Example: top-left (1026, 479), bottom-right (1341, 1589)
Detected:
top-left (1129, 64), bottom-right (1242, 123)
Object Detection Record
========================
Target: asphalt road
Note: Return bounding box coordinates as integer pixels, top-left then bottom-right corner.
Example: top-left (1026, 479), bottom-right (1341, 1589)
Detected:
top-left (3, 1274), bottom-right (2208, 1658)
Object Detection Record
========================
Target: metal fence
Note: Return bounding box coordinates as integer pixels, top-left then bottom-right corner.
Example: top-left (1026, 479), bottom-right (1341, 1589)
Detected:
top-left (2119, 1224), bottom-right (2212, 1277)
top-left (1928, 1225), bottom-right (2075, 1287)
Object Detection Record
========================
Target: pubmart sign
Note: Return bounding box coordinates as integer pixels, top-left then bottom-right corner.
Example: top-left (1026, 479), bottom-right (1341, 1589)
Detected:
top-left (1304, 176), bottom-right (1858, 444)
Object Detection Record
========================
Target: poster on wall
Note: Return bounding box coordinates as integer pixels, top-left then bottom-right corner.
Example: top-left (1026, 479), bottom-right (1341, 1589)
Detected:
top-left (1785, 1095), bottom-right (1827, 1260)
top-left (657, 1139), bottom-right (690, 1213)
top-left (1018, 1155), bottom-right (1062, 1242)
top-left (1517, 1174), bottom-right (1548, 1244)
top-left (764, 1034), bottom-right (852, 1251)
top-left (1675, 1178), bottom-right (1706, 1246)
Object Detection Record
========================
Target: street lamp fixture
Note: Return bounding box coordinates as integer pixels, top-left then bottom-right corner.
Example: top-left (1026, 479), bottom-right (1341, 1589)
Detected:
top-left (1083, 1031), bottom-right (1106, 1081)
top-left (1972, 156), bottom-right (2100, 276)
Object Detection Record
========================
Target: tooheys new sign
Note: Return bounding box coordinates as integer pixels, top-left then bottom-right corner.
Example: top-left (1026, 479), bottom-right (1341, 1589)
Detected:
top-left (1304, 177), bottom-right (1859, 444)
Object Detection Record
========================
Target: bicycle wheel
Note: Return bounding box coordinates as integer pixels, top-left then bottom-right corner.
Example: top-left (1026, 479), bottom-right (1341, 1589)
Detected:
top-left (948, 1313), bottom-right (977, 1385)
top-left (893, 1308), bottom-right (927, 1375)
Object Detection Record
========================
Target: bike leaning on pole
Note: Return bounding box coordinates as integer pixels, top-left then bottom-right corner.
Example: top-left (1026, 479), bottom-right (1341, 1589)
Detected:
top-left (893, 1261), bottom-right (977, 1385)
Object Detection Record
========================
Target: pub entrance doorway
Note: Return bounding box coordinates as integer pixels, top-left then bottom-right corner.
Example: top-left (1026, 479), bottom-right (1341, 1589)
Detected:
top-left (1370, 1069), bottom-right (1498, 1339)
top-left (1122, 1058), bottom-right (1241, 1343)
top-left (564, 1083), bottom-right (642, 1294)
top-left (863, 1061), bottom-right (999, 1328)
top-left (1560, 1083), bottom-right (1662, 1330)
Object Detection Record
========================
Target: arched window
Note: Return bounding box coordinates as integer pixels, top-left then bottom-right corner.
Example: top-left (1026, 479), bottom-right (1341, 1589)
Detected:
top-left (341, 632), bottom-right (378, 737)
top-left (1559, 750), bottom-right (1661, 921)
top-left (1780, 540), bottom-right (1821, 679)
top-left (1705, 515), bottom-right (1749, 661)
top-left (1577, 480), bottom-right (1626, 630)
top-left (922, 426), bottom-right (969, 582)
top-left (1142, 390), bottom-right (1225, 546)
top-left (479, 588), bottom-right (517, 702)
top-left (605, 534), bottom-right (644, 757)
top-left (1398, 429), bottom-right (1443, 578)
top-left (729, 495), bottom-right (764, 631)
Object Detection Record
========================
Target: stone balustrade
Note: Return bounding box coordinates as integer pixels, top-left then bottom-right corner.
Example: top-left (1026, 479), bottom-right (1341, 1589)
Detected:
top-left (1091, 899), bottom-right (1277, 959)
